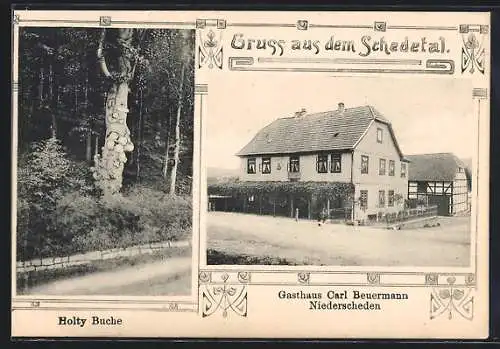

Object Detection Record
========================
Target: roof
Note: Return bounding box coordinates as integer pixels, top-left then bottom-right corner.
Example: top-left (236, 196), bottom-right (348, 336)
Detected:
top-left (236, 105), bottom-right (404, 158)
top-left (406, 153), bottom-right (467, 181)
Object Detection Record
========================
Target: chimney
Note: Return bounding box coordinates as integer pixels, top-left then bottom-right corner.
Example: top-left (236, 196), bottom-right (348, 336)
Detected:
top-left (295, 108), bottom-right (307, 117)
top-left (338, 102), bottom-right (345, 113)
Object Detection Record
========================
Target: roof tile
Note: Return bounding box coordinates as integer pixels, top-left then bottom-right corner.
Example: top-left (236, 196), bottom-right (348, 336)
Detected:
top-left (406, 153), bottom-right (466, 181)
top-left (237, 105), bottom-right (390, 156)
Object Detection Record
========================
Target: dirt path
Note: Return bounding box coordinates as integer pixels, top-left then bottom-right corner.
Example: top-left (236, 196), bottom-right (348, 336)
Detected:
top-left (207, 212), bottom-right (471, 267)
top-left (28, 257), bottom-right (192, 296)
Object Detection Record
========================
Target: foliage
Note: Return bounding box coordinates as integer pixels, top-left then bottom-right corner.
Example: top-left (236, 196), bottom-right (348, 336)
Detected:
top-left (18, 27), bottom-right (194, 189)
top-left (41, 187), bottom-right (192, 259)
top-left (208, 181), bottom-right (354, 199)
top-left (16, 27), bottom-right (195, 261)
top-left (393, 193), bottom-right (404, 205)
top-left (207, 249), bottom-right (300, 266)
top-left (16, 137), bottom-right (94, 260)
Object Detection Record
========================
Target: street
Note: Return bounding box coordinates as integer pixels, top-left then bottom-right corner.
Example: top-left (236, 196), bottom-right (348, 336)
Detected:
top-left (26, 257), bottom-right (192, 296)
top-left (207, 212), bottom-right (471, 267)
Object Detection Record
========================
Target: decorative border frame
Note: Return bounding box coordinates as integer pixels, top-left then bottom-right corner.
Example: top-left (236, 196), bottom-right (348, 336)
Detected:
top-left (194, 17), bottom-right (488, 319)
top-left (11, 12), bottom-right (489, 323)
top-left (10, 13), bottom-right (205, 314)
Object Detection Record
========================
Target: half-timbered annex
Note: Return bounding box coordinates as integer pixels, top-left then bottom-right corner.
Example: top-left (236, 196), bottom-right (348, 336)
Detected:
top-left (406, 153), bottom-right (470, 216)
top-left (209, 103), bottom-right (411, 222)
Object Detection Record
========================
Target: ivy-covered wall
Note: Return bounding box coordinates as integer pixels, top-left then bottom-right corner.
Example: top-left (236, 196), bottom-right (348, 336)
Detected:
top-left (208, 181), bottom-right (355, 219)
top-left (208, 181), bottom-right (354, 198)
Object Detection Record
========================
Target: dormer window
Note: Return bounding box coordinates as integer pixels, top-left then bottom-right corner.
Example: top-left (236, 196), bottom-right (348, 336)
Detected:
top-left (247, 158), bottom-right (256, 174)
top-left (377, 128), bottom-right (383, 143)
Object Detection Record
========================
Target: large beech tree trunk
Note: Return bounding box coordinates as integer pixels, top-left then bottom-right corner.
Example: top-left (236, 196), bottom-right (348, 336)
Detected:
top-left (93, 28), bottom-right (136, 196)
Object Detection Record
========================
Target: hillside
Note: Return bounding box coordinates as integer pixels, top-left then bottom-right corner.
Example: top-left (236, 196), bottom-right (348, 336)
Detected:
top-left (207, 167), bottom-right (240, 184)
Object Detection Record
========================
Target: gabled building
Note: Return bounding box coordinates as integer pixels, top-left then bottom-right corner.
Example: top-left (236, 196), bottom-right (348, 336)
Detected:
top-left (209, 103), bottom-right (410, 222)
top-left (406, 153), bottom-right (470, 216)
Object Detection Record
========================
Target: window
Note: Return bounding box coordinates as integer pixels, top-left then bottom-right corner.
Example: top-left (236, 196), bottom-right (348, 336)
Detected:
top-left (262, 157), bottom-right (271, 174)
top-left (388, 190), bottom-right (394, 207)
top-left (379, 190), bottom-right (386, 207)
top-left (379, 159), bottom-right (386, 176)
top-left (289, 156), bottom-right (300, 173)
top-left (361, 155), bottom-right (369, 174)
top-left (360, 190), bottom-right (368, 209)
top-left (377, 128), bottom-right (383, 143)
top-left (401, 162), bottom-right (407, 178)
top-left (247, 158), bottom-right (256, 174)
top-left (330, 153), bottom-right (341, 173)
top-left (389, 160), bottom-right (395, 176)
top-left (317, 154), bottom-right (328, 173)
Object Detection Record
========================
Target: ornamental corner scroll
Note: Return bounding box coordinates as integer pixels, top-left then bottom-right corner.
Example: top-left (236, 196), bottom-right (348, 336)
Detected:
top-left (13, 13), bottom-right (20, 26)
top-left (460, 24), bottom-right (488, 75)
top-left (199, 271), bottom-right (248, 318)
top-left (430, 276), bottom-right (474, 321)
top-left (197, 19), bottom-right (225, 70)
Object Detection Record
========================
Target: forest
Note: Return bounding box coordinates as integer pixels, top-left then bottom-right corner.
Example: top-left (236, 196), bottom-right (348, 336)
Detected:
top-left (16, 27), bottom-right (195, 262)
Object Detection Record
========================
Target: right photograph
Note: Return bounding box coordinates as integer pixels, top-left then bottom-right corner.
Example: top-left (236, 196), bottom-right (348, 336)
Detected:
top-left (206, 75), bottom-right (474, 267)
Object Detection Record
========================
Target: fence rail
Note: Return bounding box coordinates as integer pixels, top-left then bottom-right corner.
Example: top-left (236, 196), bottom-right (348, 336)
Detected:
top-left (384, 205), bottom-right (438, 224)
top-left (328, 208), bottom-right (352, 220)
top-left (326, 205), bottom-right (438, 224)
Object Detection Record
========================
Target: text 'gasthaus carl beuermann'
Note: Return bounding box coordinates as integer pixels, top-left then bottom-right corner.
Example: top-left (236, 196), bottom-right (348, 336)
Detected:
top-left (278, 290), bottom-right (409, 311)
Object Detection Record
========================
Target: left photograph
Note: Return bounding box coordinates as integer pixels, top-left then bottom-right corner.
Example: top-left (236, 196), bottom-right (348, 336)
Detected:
top-left (14, 27), bottom-right (195, 296)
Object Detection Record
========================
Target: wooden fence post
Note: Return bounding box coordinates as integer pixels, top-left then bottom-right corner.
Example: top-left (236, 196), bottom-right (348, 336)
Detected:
top-left (307, 199), bottom-right (311, 220)
top-left (273, 196), bottom-right (276, 217)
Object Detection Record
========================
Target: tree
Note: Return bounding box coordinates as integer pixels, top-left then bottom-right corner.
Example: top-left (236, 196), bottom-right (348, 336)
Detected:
top-left (16, 27), bottom-right (195, 264)
top-left (16, 137), bottom-right (89, 260)
top-left (92, 29), bottom-right (138, 196)
top-left (129, 29), bottom-right (194, 194)
top-left (169, 37), bottom-right (188, 195)
top-left (18, 27), bottom-right (194, 195)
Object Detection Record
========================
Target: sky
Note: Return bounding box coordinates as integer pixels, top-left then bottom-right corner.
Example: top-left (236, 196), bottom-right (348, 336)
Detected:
top-left (205, 74), bottom-right (477, 170)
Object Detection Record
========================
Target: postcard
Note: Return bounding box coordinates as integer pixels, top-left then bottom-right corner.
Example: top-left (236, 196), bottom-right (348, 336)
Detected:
top-left (11, 10), bottom-right (490, 339)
